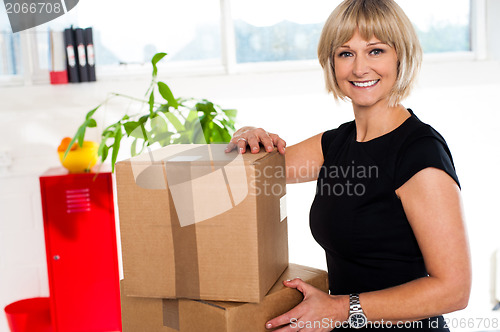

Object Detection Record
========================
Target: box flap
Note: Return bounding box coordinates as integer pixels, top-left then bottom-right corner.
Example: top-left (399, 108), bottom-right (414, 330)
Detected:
top-left (117, 144), bottom-right (277, 166)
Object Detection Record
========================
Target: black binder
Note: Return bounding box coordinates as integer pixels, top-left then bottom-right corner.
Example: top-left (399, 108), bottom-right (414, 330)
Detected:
top-left (84, 27), bottom-right (96, 81)
top-left (63, 28), bottom-right (79, 83)
top-left (74, 27), bottom-right (89, 82)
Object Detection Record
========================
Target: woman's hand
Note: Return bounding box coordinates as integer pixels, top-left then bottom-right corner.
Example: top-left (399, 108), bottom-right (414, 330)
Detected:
top-left (225, 126), bottom-right (286, 154)
top-left (265, 278), bottom-right (349, 331)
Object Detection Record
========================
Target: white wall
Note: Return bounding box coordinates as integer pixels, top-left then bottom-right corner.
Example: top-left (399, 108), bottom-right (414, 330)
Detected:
top-left (1, 58), bottom-right (500, 331)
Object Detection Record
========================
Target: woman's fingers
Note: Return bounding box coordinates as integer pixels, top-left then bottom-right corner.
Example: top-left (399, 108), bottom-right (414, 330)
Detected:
top-left (226, 128), bottom-right (284, 154)
top-left (259, 130), bottom-right (275, 153)
top-left (260, 136), bottom-right (275, 153)
top-left (224, 140), bottom-right (237, 153)
top-left (266, 304), bottom-right (305, 330)
top-left (266, 279), bottom-right (327, 331)
top-left (270, 323), bottom-right (301, 332)
top-left (247, 128), bottom-right (273, 153)
top-left (225, 126), bottom-right (255, 153)
top-left (237, 137), bottom-right (249, 154)
top-left (225, 135), bottom-right (249, 153)
top-left (247, 134), bottom-right (262, 153)
top-left (283, 278), bottom-right (311, 295)
top-left (266, 280), bottom-right (308, 329)
top-left (269, 133), bottom-right (286, 154)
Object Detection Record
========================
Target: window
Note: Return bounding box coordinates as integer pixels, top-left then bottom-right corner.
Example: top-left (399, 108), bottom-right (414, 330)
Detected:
top-left (75, 0), bottom-right (221, 67)
top-left (0, 0), bottom-right (482, 84)
top-left (23, 0), bottom-right (221, 75)
top-left (398, 0), bottom-right (471, 53)
top-left (231, 0), bottom-right (471, 64)
top-left (231, 0), bottom-right (340, 63)
top-left (0, 7), bottom-right (22, 76)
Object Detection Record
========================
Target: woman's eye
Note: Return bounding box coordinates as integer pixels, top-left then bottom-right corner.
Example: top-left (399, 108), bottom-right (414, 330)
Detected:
top-left (370, 48), bottom-right (384, 55)
top-left (338, 52), bottom-right (353, 58)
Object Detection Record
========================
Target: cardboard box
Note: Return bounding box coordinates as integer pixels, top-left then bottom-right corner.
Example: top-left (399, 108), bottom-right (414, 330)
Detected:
top-left (116, 144), bottom-right (288, 302)
top-left (121, 264), bottom-right (329, 332)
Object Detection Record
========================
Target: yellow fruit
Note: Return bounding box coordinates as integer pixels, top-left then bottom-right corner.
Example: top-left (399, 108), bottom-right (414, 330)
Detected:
top-left (58, 141), bottom-right (99, 173)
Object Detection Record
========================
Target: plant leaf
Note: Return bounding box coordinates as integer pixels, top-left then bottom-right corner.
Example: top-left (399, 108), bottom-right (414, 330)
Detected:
top-left (164, 112), bottom-right (185, 132)
top-left (220, 118), bottom-right (236, 132)
top-left (148, 91), bottom-right (155, 116)
top-left (176, 130), bottom-right (192, 144)
top-left (85, 104), bottom-right (101, 120)
top-left (140, 124), bottom-right (149, 142)
top-left (151, 115), bottom-right (169, 134)
top-left (191, 123), bottom-right (205, 144)
top-left (138, 140), bottom-right (147, 155)
top-left (102, 129), bottom-right (114, 137)
top-left (123, 121), bottom-right (141, 136)
top-left (101, 145), bottom-right (109, 163)
top-left (87, 118), bottom-right (97, 128)
top-left (97, 137), bottom-right (108, 157)
top-left (217, 125), bottom-right (232, 142)
top-left (203, 122), bottom-right (213, 143)
top-left (63, 129), bottom-right (81, 160)
top-left (151, 52), bottom-right (167, 77)
top-left (210, 123), bottom-right (224, 143)
top-left (222, 109), bottom-right (238, 120)
top-left (153, 131), bottom-right (175, 146)
top-left (206, 102), bottom-right (215, 113)
top-left (111, 128), bottom-right (123, 172)
top-left (186, 110), bottom-right (199, 123)
top-left (131, 138), bottom-right (138, 156)
top-left (157, 82), bottom-right (178, 109)
top-left (196, 102), bottom-right (207, 114)
top-left (156, 104), bottom-right (169, 113)
top-left (76, 125), bottom-right (86, 147)
top-left (150, 119), bottom-right (170, 144)
top-left (129, 128), bottom-right (147, 139)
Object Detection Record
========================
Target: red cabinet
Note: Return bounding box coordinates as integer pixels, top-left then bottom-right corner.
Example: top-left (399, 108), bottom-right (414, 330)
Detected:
top-left (39, 168), bottom-right (122, 332)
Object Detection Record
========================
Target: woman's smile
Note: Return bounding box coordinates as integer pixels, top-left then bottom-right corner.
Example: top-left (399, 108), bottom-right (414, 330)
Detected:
top-left (350, 79), bottom-right (380, 88)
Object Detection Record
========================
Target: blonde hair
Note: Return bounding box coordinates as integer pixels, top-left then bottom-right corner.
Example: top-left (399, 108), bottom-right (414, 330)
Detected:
top-left (317, 0), bottom-right (422, 106)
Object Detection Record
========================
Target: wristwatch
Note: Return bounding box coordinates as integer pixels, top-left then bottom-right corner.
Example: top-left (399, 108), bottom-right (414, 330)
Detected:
top-left (348, 293), bottom-right (367, 329)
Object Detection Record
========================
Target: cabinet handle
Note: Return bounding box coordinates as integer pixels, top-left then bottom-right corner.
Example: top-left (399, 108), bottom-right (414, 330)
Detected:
top-left (53, 255), bottom-right (61, 260)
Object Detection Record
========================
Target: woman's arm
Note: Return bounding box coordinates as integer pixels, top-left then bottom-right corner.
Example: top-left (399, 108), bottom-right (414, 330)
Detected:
top-left (225, 127), bottom-right (325, 184)
top-left (285, 133), bottom-right (324, 184)
top-left (266, 167), bottom-right (471, 331)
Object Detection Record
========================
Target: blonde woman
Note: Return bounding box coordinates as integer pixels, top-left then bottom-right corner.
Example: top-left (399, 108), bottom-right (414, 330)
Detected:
top-left (225, 0), bottom-right (471, 331)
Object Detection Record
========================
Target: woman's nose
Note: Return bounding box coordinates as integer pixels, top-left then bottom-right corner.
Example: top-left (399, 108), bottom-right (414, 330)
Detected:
top-left (352, 56), bottom-right (369, 77)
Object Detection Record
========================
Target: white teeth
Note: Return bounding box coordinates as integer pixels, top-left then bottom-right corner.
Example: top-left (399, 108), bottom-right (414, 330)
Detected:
top-left (352, 80), bottom-right (379, 87)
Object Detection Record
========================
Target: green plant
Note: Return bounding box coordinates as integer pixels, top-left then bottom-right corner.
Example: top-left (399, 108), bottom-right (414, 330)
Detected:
top-left (65, 52), bottom-right (237, 171)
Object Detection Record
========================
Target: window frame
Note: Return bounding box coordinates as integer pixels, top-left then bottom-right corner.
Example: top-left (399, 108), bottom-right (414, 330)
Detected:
top-left (0, 0), bottom-right (486, 86)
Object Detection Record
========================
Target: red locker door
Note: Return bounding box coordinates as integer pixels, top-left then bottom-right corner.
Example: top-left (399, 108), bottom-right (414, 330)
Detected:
top-left (40, 168), bottom-right (122, 332)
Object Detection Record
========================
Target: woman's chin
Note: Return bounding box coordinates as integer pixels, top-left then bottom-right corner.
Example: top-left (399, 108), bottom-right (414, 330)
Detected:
top-left (350, 99), bottom-right (380, 108)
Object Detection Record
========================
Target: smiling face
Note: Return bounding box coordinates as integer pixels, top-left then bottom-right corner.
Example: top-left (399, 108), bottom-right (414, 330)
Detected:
top-left (333, 30), bottom-right (399, 109)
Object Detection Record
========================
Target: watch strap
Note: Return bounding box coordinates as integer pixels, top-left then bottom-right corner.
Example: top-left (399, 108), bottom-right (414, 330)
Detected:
top-left (349, 293), bottom-right (364, 314)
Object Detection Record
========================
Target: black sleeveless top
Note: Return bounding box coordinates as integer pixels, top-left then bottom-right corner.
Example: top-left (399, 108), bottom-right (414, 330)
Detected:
top-left (309, 109), bottom-right (459, 331)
